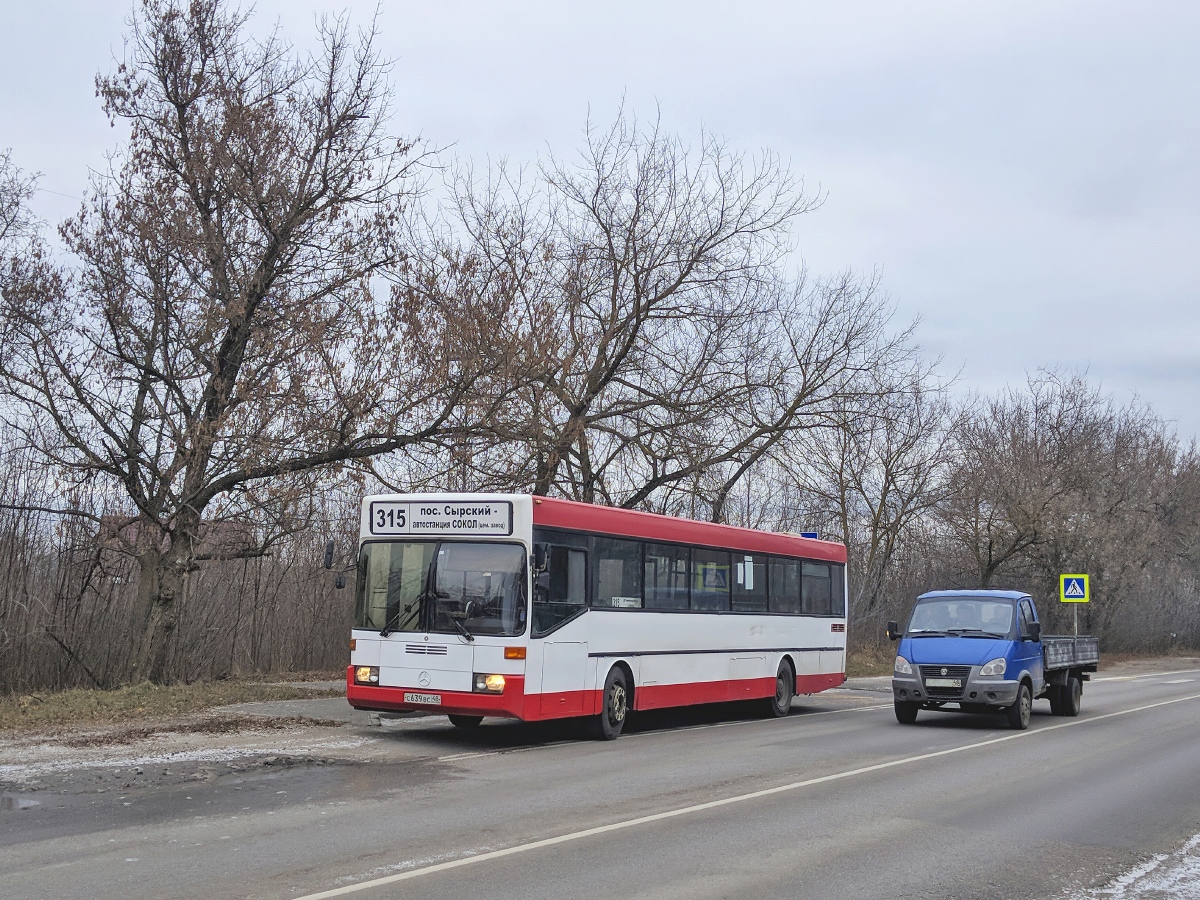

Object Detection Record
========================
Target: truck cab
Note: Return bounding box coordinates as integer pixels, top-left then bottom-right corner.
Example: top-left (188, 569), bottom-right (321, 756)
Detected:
top-left (888, 589), bottom-right (1096, 730)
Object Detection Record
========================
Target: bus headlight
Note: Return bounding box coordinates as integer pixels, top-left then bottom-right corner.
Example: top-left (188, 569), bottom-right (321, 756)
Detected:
top-left (979, 657), bottom-right (1007, 676)
top-left (474, 673), bottom-right (506, 693)
top-left (355, 666), bottom-right (379, 685)
top-left (894, 656), bottom-right (913, 675)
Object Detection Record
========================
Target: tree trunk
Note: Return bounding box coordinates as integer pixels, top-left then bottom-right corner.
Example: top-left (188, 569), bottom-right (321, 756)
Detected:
top-left (133, 547), bottom-right (183, 684)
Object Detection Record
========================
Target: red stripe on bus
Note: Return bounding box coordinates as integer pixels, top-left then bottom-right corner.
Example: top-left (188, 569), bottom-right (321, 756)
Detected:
top-left (531, 496), bottom-right (847, 563)
top-left (795, 672), bottom-right (846, 693)
top-left (345, 668), bottom-right (846, 722)
top-left (632, 676), bottom-right (777, 710)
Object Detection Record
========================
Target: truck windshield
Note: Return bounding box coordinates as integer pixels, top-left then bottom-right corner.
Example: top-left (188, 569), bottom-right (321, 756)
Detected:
top-left (355, 541), bottom-right (527, 637)
top-left (908, 598), bottom-right (1014, 636)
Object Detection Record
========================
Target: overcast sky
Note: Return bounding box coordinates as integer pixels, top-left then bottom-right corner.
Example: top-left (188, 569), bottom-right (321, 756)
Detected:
top-left (4, 1), bottom-right (1199, 438)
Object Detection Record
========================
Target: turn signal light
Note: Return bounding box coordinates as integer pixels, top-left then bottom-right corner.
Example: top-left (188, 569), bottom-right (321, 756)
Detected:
top-left (355, 666), bottom-right (379, 685)
top-left (504, 647), bottom-right (526, 660)
top-left (350, 639), bottom-right (357, 651)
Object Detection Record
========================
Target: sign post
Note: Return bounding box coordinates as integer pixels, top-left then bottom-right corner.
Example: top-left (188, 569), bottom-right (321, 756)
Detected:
top-left (1059, 573), bottom-right (1090, 636)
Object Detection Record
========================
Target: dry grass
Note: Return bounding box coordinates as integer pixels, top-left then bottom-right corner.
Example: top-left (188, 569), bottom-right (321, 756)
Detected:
top-left (847, 646), bottom-right (897, 678)
top-left (0, 678), bottom-right (343, 733)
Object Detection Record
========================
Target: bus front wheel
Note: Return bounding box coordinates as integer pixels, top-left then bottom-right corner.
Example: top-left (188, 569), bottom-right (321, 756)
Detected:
top-left (590, 667), bottom-right (629, 741)
top-left (449, 714), bottom-right (483, 729)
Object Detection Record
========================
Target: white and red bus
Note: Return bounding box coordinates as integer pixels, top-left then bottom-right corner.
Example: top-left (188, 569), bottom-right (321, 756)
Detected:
top-left (347, 493), bottom-right (847, 739)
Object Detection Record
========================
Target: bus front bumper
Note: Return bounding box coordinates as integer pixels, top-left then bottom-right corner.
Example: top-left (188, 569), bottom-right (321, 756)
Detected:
top-left (345, 666), bottom-right (528, 719)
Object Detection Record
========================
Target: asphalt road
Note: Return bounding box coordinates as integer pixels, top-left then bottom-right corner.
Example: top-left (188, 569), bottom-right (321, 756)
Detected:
top-left (4, 668), bottom-right (1200, 900)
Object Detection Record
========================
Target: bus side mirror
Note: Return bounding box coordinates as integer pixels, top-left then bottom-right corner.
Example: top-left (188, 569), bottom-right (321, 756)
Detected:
top-left (323, 540), bottom-right (335, 570)
top-left (532, 543), bottom-right (549, 575)
top-left (886, 621), bottom-right (900, 641)
top-left (1029, 622), bottom-right (1041, 642)
top-left (334, 572), bottom-right (346, 590)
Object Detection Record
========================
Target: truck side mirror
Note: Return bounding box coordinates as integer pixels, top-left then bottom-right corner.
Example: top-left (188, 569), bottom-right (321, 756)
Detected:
top-left (323, 539), bottom-right (335, 570)
top-left (334, 572), bottom-right (346, 590)
top-left (1029, 622), bottom-right (1041, 642)
top-left (886, 620), bottom-right (900, 641)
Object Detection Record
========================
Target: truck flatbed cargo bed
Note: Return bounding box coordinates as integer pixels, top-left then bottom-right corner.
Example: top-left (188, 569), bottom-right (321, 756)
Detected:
top-left (1042, 635), bottom-right (1100, 670)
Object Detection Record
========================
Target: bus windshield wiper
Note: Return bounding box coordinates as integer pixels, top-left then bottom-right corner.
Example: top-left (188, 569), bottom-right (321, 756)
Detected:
top-left (431, 594), bottom-right (474, 642)
top-left (380, 592), bottom-right (429, 638)
top-left (908, 630), bottom-right (950, 637)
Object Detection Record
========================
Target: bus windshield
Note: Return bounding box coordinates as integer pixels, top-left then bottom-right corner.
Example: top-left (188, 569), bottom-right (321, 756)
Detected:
top-left (355, 541), bottom-right (527, 637)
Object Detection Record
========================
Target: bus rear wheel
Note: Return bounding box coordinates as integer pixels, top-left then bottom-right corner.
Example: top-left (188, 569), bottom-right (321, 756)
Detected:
top-left (589, 667), bottom-right (629, 741)
top-left (762, 662), bottom-right (794, 718)
top-left (448, 714), bottom-right (483, 729)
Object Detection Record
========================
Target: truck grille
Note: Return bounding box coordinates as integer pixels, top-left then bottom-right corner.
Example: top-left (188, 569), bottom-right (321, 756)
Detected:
top-left (405, 644), bottom-right (448, 656)
top-left (919, 665), bottom-right (972, 699)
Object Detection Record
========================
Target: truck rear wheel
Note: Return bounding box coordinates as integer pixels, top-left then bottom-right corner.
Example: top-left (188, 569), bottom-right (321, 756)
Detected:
top-left (1006, 683), bottom-right (1032, 730)
top-left (894, 700), bottom-right (918, 724)
top-left (1048, 685), bottom-right (1065, 716)
top-left (1062, 675), bottom-right (1082, 716)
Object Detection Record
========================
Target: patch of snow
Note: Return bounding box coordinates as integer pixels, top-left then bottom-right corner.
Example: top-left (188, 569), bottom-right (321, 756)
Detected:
top-left (1076, 833), bottom-right (1200, 899)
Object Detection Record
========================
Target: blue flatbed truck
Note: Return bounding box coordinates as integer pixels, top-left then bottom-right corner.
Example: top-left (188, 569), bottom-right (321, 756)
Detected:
top-left (887, 589), bottom-right (1099, 730)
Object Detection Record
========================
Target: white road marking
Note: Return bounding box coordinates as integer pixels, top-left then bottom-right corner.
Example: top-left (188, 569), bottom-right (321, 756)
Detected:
top-left (1161, 679), bottom-right (1195, 684)
top-left (294, 691), bottom-right (1200, 899)
top-left (1094, 667), bottom-right (1200, 682)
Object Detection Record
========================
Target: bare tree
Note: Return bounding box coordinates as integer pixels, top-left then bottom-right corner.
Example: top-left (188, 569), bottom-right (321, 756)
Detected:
top-left (939, 373), bottom-right (1107, 589)
top-left (390, 114), bottom-right (921, 518)
top-left (0, 0), bottom-right (504, 683)
top-left (787, 364), bottom-right (957, 625)
top-left (0, 149), bottom-right (40, 255)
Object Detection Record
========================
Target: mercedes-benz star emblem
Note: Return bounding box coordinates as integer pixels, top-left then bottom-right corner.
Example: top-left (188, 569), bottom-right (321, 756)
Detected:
top-left (418, 671), bottom-right (431, 686)
top-left (941, 667), bottom-right (948, 676)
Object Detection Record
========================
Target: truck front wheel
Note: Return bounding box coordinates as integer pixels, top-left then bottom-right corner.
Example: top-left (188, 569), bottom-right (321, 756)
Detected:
top-left (894, 700), bottom-right (919, 724)
top-left (1006, 683), bottom-right (1032, 730)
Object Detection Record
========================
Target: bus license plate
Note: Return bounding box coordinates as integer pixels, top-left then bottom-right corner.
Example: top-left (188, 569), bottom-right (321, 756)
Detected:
top-left (926, 678), bottom-right (961, 688)
top-left (403, 692), bottom-right (441, 705)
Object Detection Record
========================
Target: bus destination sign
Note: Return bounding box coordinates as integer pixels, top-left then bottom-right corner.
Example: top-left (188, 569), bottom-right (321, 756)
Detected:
top-left (369, 501), bottom-right (513, 536)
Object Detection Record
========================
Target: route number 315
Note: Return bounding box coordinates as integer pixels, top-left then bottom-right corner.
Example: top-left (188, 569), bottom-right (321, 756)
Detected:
top-left (373, 505), bottom-right (406, 532)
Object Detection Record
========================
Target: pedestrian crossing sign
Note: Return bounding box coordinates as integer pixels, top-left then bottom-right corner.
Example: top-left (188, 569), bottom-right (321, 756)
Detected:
top-left (1060, 574), bottom-right (1090, 603)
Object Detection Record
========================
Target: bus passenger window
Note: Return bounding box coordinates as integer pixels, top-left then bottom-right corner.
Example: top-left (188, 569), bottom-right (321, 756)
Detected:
top-left (802, 562), bottom-right (832, 615)
top-left (594, 537), bottom-right (643, 608)
top-left (769, 559), bottom-right (801, 614)
top-left (645, 543), bottom-right (690, 610)
top-left (691, 548), bottom-right (731, 611)
top-left (733, 554), bottom-right (768, 612)
top-left (830, 564), bottom-right (846, 616)
top-left (534, 546), bottom-right (586, 635)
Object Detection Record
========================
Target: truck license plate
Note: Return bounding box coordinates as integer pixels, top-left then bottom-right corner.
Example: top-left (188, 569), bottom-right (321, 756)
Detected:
top-left (403, 692), bottom-right (441, 705)
top-left (926, 678), bottom-right (961, 688)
